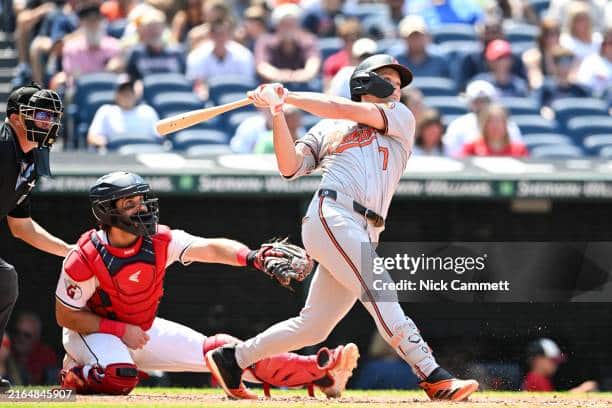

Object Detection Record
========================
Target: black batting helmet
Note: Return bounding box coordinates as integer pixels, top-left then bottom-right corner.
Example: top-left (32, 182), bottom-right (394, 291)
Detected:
top-left (349, 54), bottom-right (413, 101)
top-left (15, 87), bottom-right (63, 148)
top-left (89, 172), bottom-right (159, 236)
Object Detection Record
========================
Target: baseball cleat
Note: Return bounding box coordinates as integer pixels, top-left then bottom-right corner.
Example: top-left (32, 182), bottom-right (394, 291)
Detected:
top-left (419, 367), bottom-right (479, 401)
top-left (205, 345), bottom-right (258, 400)
top-left (317, 343), bottom-right (360, 398)
top-left (0, 378), bottom-right (10, 394)
top-left (59, 366), bottom-right (87, 391)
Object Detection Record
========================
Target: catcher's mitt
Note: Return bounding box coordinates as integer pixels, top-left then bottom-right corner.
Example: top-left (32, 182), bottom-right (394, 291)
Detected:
top-left (248, 238), bottom-right (314, 290)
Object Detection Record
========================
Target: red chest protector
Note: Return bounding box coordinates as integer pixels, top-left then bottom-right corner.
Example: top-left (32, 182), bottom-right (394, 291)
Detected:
top-left (74, 225), bottom-right (172, 330)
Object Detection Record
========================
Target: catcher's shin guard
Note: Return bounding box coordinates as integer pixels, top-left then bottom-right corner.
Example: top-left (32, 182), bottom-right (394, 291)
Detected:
top-left (59, 363), bottom-right (140, 395)
top-left (248, 343), bottom-right (360, 398)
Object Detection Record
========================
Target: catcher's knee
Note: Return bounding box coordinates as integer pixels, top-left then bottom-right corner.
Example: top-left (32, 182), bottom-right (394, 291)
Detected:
top-left (203, 333), bottom-right (242, 354)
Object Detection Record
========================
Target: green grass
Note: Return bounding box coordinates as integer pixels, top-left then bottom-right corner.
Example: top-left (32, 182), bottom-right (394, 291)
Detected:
top-left (1, 387), bottom-right (612, 408)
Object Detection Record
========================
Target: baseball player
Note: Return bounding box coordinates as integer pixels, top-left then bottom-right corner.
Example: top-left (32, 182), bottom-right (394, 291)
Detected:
top-left (55, 171), bottom-right (359, 398)
top-left (206, 54), bottom-right (479, 401)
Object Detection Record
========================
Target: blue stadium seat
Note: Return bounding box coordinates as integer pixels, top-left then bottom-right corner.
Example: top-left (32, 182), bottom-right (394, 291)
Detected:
top-left (527, 0), bottom-right (550, 18)
top-left (424, 96), bottom-right (468, 116)
top-left (376, 38), bottom-right (400, 54)
top-left (208, 75), bottom-right (257, 105)
top-left (152, 91), bottom-right (200, 107)
top-left (346, 2), bottom-right (388, 20)
top-left (226, 111), bottom-right (260, 134)
top-left (567, 116), bottom-right (612, 140)
top-left (318, 37), bottom-right (343, 60)
top-left (411, 77), bottom-right (457, 96)
top-left (185, 144), bottom-right (233, 157)
top-left (79, 90), bottom-right (115, 127)
top-left (75, 73), bottom-right (118, 100)
top-left (500, 96), bottom-right (540, 115)
top-left (431, 24), bottom-right (476, 44)
top-left (598, 145), bottom-right (612, 158)
top-left (530, 144), bottom-right (584, 158)
top-left (218, 92), bottom-right (256, 111)
top-left (504, 22), bottom-right (540, 43)
top-left (143, 73), bottom-right (192, 103)
top-left (116, 143), bottom-right (169, 155)
top-left (512, 115), bottom-right (559, 134)
top-left (171, 129), bottom-right (230, 150)
top-left (523, 133), bottom-right (573, 149)
top-left (301, 114), bottom-right (319, 130)
top-left (510, 41), bottom-right (536, 56)
top-left (552, 98), bottom-right (608, 125)
top-left (582, 134), bottom-right (612, 155)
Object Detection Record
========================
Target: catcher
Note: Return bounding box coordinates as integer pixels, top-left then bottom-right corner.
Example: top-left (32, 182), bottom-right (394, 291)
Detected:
top-left (55, 171), bottom-right (359, 398)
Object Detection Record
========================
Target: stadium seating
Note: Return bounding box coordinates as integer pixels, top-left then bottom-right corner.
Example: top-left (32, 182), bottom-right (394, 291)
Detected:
top-left (424, 96), bottom-right (468, 116)
top-left (143, 73), bottom-right (193, 103)
top-left (504, 22), bottom-right (540, 44)
top-left (208, 75), bottom-right (257, 105)
top-left (530, 144), bottom-right (584, 158)
top-left (528, 0), bottom-right (551, 17)
top-left (171, 129), bottom-right (230, 150)
top-left (598, 145), bottom-right (612, 158)
top-left (512, 115), bottom-right (559, 134)
top-left (74, 90), bottom-right (115, 147)
top-left (318, 37), bottom-right (343, 60)
top-left (582, 134), bottom-right (612, 155)
top-left (522, 133), bottom-right (573, 149)
top-left (431, 24), bottom-right (476, 44)
top-left (500, 97), bottom-right (540, 115)
top-left (152, 92), bottom-right (202, 119)
top-left (116, 143), bottom-right (169, 155)
top-left (551, 98), bottom-right (608, 127)
top-left (566, 116), bottom-right (612, 141)
top-left (185, 144), bottom-right (233, 157)
top-left (217, 92), bottom-right (256, 111)
top-left (226, 111), bottom-right (259, 134)
top-left (412, 77), bottom-right (457, 96)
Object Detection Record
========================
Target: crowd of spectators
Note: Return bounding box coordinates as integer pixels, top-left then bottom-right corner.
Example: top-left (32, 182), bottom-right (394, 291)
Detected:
top-left (6, 0), bottom-right (612, 157)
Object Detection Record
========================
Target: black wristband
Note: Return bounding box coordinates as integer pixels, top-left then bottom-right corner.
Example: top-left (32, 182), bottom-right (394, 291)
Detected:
top-left (246, 250), bottom-right (258, 268)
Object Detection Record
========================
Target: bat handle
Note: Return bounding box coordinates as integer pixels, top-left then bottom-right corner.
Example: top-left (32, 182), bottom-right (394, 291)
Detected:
top-left (223, 98), bottom-right (253, 111)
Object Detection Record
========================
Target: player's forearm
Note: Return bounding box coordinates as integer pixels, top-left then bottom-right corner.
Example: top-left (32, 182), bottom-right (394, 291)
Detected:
top-left (285, 92), bottom-right (384, 129)
top-left (272, 113), bottom-right (301, 177)
top-left (7, 217), bottom-right (72, 257)
top-left (183, 238), bottom-right (250, 266)
top-left (56, 303), bottom-right (102, 335)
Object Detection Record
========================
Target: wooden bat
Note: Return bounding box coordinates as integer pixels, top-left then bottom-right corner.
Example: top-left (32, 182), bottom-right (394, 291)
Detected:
top-left (155, 97), bottom-right (252, 136)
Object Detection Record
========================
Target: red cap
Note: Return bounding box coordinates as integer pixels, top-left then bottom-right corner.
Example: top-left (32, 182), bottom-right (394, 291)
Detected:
top-left (486, 39), bottom-right (512, 61)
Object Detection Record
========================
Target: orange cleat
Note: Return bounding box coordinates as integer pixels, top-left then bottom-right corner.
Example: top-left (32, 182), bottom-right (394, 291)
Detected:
top-left (419, 367), bottom-right (479, 401)
top-left (317, 343), bottom-right (360, 398)
top-left (205, 345), bottom-right (258, 400)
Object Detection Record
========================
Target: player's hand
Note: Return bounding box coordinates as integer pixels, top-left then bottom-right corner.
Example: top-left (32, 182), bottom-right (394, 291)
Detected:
top-left (247, 83), bottom-right (287, 116)
top-left (122, 324), bottom-right (150, 350)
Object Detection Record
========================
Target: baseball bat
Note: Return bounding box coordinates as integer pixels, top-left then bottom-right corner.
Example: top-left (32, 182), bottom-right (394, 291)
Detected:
top-left (155, 97), bottom-right (253, 136)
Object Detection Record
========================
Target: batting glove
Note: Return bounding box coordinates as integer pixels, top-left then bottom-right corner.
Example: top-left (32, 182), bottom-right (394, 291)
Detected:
top-left (248, 83), bottom-right (288, 116)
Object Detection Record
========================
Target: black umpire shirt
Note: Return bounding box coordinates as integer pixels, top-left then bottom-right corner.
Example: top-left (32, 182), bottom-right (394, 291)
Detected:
top-left (0, 122), bottom-right (38, 221)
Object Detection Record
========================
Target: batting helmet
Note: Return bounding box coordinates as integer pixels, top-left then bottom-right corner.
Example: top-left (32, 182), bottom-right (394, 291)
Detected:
top-left (89, 172), bottom-right (159, 236)
top-left (349, 54), bottom-right (413, 102)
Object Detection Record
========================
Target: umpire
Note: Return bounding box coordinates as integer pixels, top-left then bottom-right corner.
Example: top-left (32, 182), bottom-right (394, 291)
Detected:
top-left (0, 83), bottom-right (73, 392)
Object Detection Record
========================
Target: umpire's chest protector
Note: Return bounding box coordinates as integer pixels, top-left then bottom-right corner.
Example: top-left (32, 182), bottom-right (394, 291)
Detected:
top-left (74, 226), bottom-right (172, 331)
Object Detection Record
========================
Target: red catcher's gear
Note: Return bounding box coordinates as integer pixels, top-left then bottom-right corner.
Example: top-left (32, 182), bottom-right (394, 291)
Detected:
top-left (64, 226), bottom-right (172, 330)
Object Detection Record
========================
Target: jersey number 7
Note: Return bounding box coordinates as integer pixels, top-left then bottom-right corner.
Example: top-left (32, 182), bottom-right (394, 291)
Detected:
top-left (378, 147), bottom-right (389, 171)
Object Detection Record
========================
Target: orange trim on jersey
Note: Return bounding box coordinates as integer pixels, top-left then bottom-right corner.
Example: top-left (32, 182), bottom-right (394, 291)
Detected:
top-left (333, 127), bottom-right (377, 154)
top-left (317, 197), bottom-right (394, 340)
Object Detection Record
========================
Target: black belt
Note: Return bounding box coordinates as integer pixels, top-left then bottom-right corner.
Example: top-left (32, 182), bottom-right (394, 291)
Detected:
top-left (318, 189), bottom-right (385, 228)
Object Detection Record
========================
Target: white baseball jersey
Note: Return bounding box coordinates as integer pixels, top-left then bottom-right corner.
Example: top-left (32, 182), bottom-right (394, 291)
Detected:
top-left (288, 102), bottom-right (415, 219)
top-left (55, 229), bottom-right (199, 310)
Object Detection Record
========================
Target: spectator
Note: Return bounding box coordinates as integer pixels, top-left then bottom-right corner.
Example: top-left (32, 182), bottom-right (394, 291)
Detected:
top-left (576, 27), bottom-right (612, 97)
top-left (322, 18), bottom-right (362, 83)
top-left (458, 17), bottom-right (526, 89)
top-left (10, 312), bottom-right (57, 385)
top-left (13, 0), bottom-right (57, 67)
top-left (522, 338), bottom-right (598, 392)
top-left (444, 80), bottom-right (523, 156)
top-left (126, 7), bottom-right (186, 81)
top-left (0, 335), bottom-right (27, 386)
top-left (401, 87), bottom-right (427, 125)
top-left (170, 0), bottom-right (204, 45)
top-left (523, 18), bottom-right (563, 89)
top-left (101, 0), bottom-right (136, 22)
top-left (385, 0), bottom-right (406, 26)
top-left (255, 4), bottom-right (321, 85)
top-left (187, 0), bottom-right (232, 51)
top-left (187, 18), bottom-right (255, 98)
top-left (413, 109), bottom-right (445, 156)
top-left (87, 75), bottom-right (161, 149)
top-left (462, 104), bottom-right (528, 157)
top-left (53, 4), bottom-right (122, 89)
top-left (404, 0), bottom-right (484, 30)
top-left (302, 0), bottom-right (347, 38)
top-left (539, 46), bottom-right (591, 109)
top-left (394, 15), bottom-right (450, 78)
top-left (253, 106), bottom-right (304, 153)
top-left (560, 1), bottom-right (602, 62)
top-left (327, 38), bottom-right (377, 98)
top-left (235, 6), bottom-right (268, 51)
top-left (230, 109), bottom-right (272, 153)
top-left (474, 39), bottom-right (529, 97)
top-left (548, 0), bottom-right (608, 33)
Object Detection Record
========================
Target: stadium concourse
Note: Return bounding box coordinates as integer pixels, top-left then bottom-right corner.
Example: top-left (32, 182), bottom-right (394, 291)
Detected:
top-left (3, 0), bottom-right (611, 155)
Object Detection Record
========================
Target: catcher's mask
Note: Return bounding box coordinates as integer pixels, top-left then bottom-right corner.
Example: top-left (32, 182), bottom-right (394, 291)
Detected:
top-left (89, 172), bottom-right (159, 236)
top-left (18, 89), bottom-right (63, 148)
top-left (349, 54), bottom-right (413, 102)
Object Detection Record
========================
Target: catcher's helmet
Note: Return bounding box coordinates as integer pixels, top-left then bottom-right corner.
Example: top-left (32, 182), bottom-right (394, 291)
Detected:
top-left (89, 172), bottom-right (159, 236)
top-left (349, 54), bottom-right (413, 101)
top-left (9, 84), bottom-right (64, 148)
